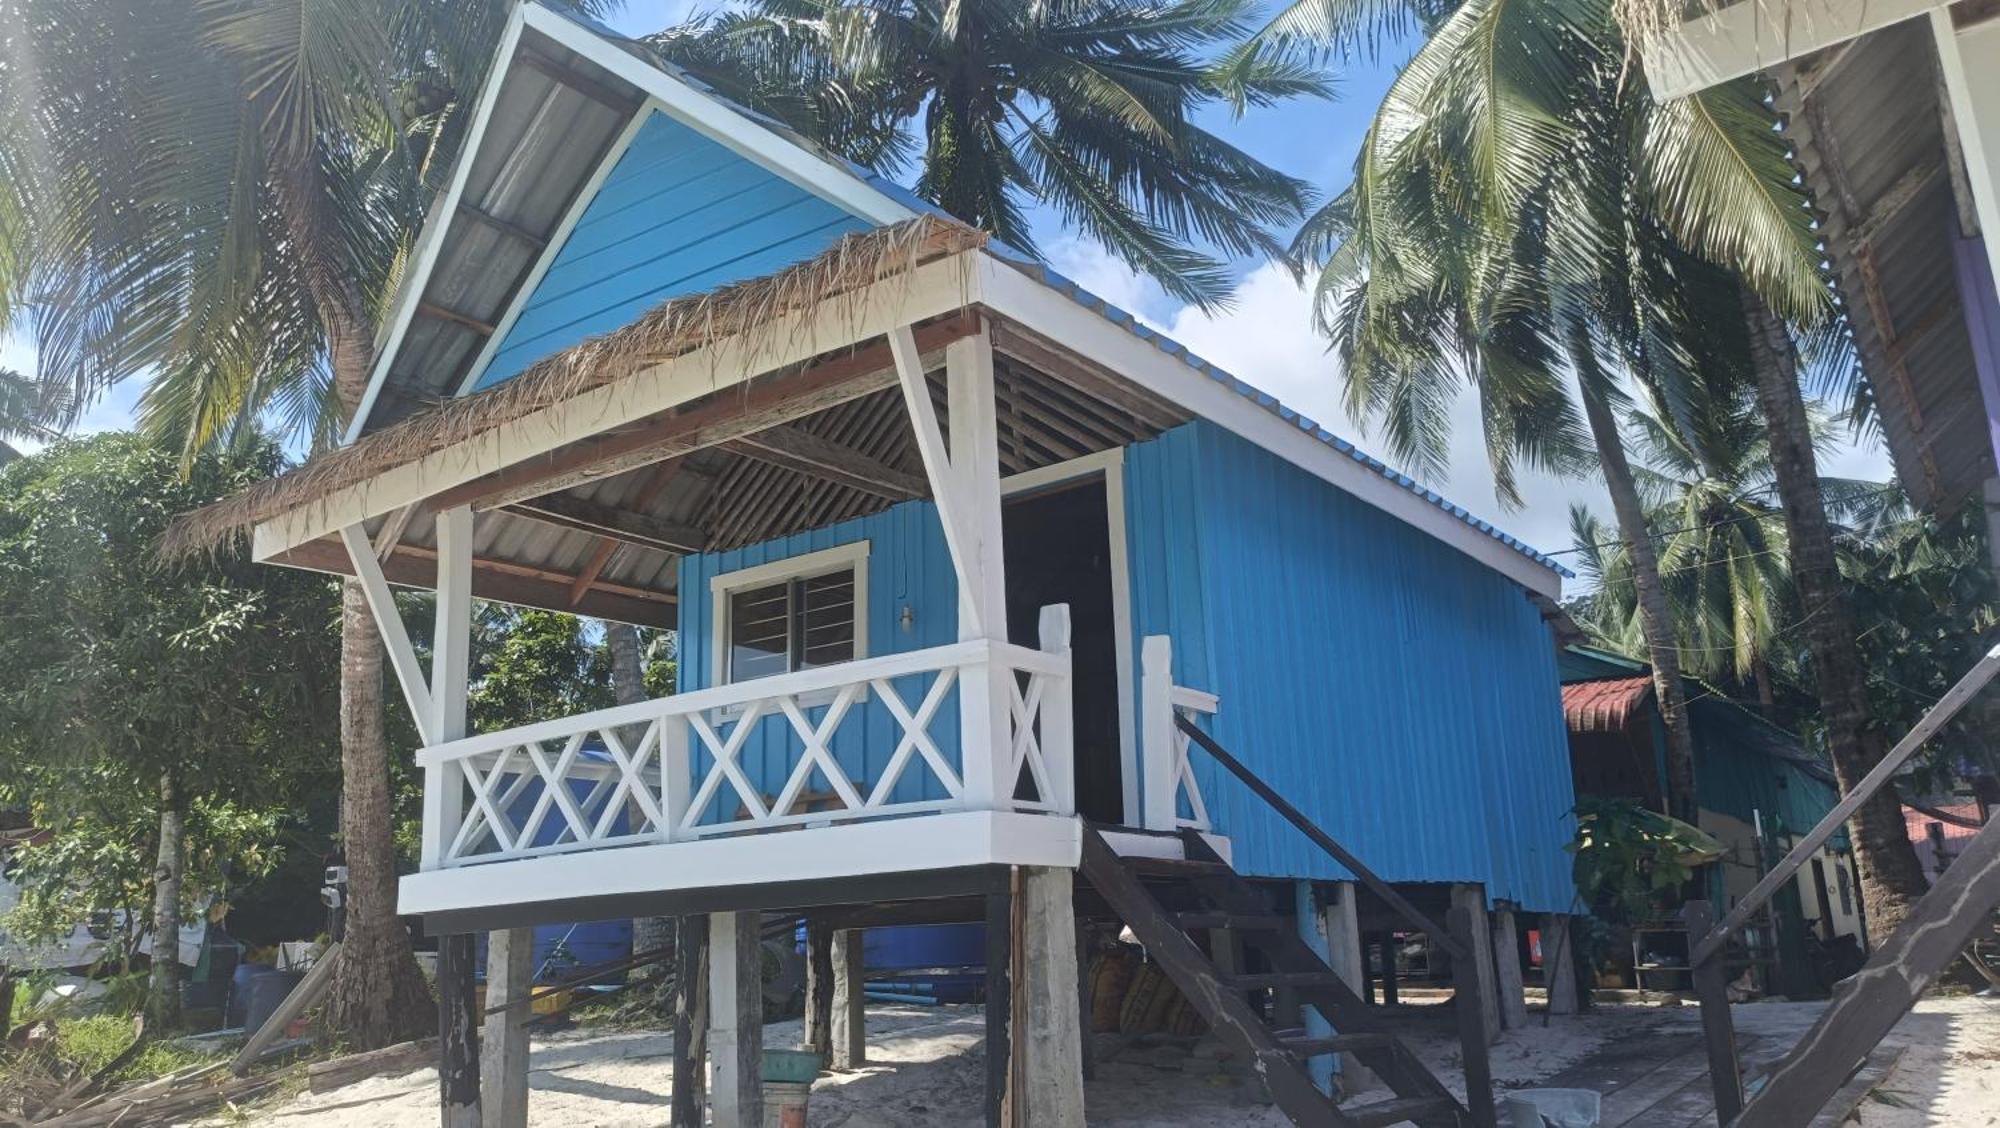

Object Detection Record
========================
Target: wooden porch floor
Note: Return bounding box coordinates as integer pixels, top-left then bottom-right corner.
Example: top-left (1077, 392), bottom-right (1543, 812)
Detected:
top-left (1536, 1029), bottom-right (1906, 1127)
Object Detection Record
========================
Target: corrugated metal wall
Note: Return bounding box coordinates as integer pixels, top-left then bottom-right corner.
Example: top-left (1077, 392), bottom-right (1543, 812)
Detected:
top-left (677, 501), bottom-right (963, 814)
top-left (476, 111), bottom-right (875, 390)
top-left (1126, 421), bottom-right (1578, 911)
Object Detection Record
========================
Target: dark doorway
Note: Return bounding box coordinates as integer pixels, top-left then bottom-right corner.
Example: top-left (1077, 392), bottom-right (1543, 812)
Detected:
top-left (1003, 477), bottom-right (1124, 824)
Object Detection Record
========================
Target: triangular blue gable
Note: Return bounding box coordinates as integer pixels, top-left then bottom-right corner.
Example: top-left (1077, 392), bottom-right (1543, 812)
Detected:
top-left (472, 109), bottom-right (877, 391)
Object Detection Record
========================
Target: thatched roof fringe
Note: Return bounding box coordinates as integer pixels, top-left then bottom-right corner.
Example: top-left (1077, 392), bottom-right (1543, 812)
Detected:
top-left (161, 216), bottom-right (987, 560)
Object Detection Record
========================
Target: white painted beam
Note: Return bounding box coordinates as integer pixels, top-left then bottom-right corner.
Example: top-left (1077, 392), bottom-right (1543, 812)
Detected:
top-left (339, 524), bottom-right (438, 744)
top-left (1645, 0), bottom-right (1942, 100)
top-left (889, 324), bottom-right (983, 636)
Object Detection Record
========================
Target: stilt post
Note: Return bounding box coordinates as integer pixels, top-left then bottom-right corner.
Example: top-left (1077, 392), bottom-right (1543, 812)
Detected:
top-left (708, 911), bottom-right (763, 1128)
top-left (986, 888), bottom-right (1012, 1128)
top-left (831, 928), bottom-right (866, 1070)
top-left (1006, 866), bottom-right (1086, 1126)
top-left (1294, 881), bottom-right (1336, 1095)
top-left (1449, 884), bottom-right (1502, 1045)
top-left (1545, 913), bottom-right (1580, 1016)
top-left (1491, 905), bottom-right (1528, 1031)
top-left (1447, 905), bottom-right (1497, 1128)
top-left (480, 928), bottom-right (533, 1128)
top-left (804, 918), bottom-right (833, 1058)
top-left (669, 914), bottom-right (708, 1127)
top-left (438, 933), bottom-right (481, 1128)
top-left (1321, 882), bottom-right (1377, 1089)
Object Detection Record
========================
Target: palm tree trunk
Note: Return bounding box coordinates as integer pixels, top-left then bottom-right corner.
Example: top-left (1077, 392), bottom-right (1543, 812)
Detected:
top-left (145, 771), bottom-right (183, 1030)
top-left (1570, 325), bottom-right (1702, 820)
top-left (1741, 290), bottom-right (1929, 938)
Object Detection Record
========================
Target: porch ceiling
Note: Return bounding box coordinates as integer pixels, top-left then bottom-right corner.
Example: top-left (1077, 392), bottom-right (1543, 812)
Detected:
top-left (270, 310), bottom-right (1190, 627)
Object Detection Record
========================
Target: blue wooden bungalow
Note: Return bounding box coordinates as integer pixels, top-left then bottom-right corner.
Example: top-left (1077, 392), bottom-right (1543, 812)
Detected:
top-left (180, 5), bottom-right (1580, 1125)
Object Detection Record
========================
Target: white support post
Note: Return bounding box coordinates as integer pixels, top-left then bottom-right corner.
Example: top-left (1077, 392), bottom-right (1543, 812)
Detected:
top-left (941, 329), bottom-right (1016, 810)
top-left (1038, 604), bottom-right (1076, 815)
top-left (890, 325), bottom-right (984, 637)
top-left (708, 911), bottom-right (764, 1128)
top-left (1140, 636), bottom-right (1176, 832)
top-left (422, 507), bottom-right (475, 871)
top-left (339, 524), bottom-right (436, 744)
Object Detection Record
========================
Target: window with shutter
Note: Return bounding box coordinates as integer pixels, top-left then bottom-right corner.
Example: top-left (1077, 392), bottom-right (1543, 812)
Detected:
top-left (712, 542), bottom-right (869, 688)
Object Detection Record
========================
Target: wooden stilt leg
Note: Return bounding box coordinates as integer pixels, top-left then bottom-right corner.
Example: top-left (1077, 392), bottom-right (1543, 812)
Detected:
top-left (670, 914), bottom-right (708, 1128)
top-left (986, 888), bottom-right (1012, 1128)
top-left (1545, 914), bottom-right (1580, 1016)
top-left (1491, 907), bottom-right (1529, 1031)
top-left (804, 918), bottom-right (833, 1059)
top-left (438, 933), bottom-right (481, 1128)
top-left (1075, 919), bottom-right (1095, 1081)
top-left (1008, 867), bottom-right (1086, 1126)
top-left (1379, 932), bottom-right (1400, 1006)
top-left (480, 928), bottom-right (532, 1128)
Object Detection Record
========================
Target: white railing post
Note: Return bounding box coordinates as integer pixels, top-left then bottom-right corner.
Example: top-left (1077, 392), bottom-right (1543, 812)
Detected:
top-left (659, 712), bottom-right (691, 843)
top-left (959, 647), bottom-right (1013, 810)
top-left (1038, 604), bottom-right (1076, 815)
top-left (1141, 635), bottom-right (1176, 832)
top-left (421, 762), bottom-right (458, 870)
top-left (422, 506), bottom-right (475, 869)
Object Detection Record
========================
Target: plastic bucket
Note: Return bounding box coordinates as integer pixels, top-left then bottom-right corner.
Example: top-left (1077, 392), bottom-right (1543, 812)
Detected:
top-left (1503, 1088), bottom-right (1602, 1127)
top-left (762, 1080), bottom-right (811, 1128)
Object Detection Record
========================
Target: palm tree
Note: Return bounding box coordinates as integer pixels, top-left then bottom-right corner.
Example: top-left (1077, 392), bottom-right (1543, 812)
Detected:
top-left (0, 0), bottom-right (569, 1047)
top-left (1256, 0), bottom-right (1933, 926)
top-left (646, 0), bottom-right (1322, 308)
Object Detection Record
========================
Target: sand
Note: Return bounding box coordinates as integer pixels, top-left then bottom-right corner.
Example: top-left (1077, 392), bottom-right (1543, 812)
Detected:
top-left (212, 995), bottom-right (2000, 1126)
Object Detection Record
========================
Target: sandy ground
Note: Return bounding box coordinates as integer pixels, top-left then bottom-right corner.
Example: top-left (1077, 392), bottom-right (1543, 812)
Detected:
top-left (216, 995), bottom-right (2000, 1126)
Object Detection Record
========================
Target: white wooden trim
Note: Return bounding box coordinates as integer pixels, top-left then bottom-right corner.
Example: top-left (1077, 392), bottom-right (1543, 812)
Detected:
top-left (1645, 0), bottom-right (1941, 99)
top-left (1933, 12), bottom-right (2000, 306)
top-left (430, 507), bottom-right (475, 744)
top-left (706, 539), bottom-right (872, 692)
top-left (398, 810), bottom-right (1081, 917)
top-left (972, 256), bottom-right (1564, 600)
top-left (345, 7), bottom-right (528, 443)
top-left (339, 524), bottom-right (438, 744)
top-left (451, 103), bottom-right (659, 398)
top-left (253, 252), bottom-right (982, 561)
top-left (519, 3), bottom-right (915, 226)
top-left (999, 448), bottom-right (1140, 826)
top-left (890, 324), bottom-right (984, 636)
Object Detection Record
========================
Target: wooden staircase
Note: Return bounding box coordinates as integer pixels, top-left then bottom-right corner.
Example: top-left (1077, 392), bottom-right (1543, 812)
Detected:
top-left (1080, 828), bottom-right (1473, 1128)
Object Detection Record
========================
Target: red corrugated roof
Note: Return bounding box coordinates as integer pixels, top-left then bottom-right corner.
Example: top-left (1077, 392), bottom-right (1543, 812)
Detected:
top-left (1561, 676), bottom-right (1654, 734)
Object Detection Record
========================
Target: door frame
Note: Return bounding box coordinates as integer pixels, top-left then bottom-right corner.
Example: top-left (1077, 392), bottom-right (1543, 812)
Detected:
top-left (1000, 449), bottom-right (1138, 826)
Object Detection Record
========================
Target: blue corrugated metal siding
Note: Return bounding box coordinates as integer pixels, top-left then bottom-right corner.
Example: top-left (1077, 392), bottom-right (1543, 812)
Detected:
top-left (473, 110), bottom-right (875, 390)
top-left (1125, 421), bottom-right (1577, 911)
top-left (676, 501), bottom-right (961, 814)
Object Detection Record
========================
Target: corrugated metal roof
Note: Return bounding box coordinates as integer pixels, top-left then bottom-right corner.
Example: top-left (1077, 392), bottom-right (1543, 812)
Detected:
top-left (1561, 676), bottom-right (1654, 733)
top-left (1777, 21), bottom-right (1997, 513)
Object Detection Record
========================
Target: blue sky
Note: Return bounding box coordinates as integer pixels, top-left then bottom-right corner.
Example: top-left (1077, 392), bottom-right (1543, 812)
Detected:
top-left (4, 1), bottom-right (1893, 575)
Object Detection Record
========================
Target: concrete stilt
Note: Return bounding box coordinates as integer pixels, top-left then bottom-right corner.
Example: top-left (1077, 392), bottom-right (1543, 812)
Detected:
top-left (1449, 884), bottom-right (1503, 1045)
top-left (669, 915), bottom-right (708, 1127)
top-left (1005, 866), bottom-right (1086, 1127)
top-left (1320, 883), bottom-right (1378, 1090)
top-left (480, 928), bottom-right (533, 1128)
top-left (708, 911), bottom-right (763, 1128)
top-left (1546, 913), bottom-right (1580, 1015)
top-left (1491, 907), bottom-right (1529, 1031)
top-left (831, 928), bottom-right (866, 1070)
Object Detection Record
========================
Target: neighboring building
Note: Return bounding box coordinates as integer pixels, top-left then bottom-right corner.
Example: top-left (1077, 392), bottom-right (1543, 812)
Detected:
top-left (1905, 801), bottom-right (1987, 881)
top-left (177, 4), bottom-right (1581, 1121)
top-left (1559, 649), bottom-right (1867, 992)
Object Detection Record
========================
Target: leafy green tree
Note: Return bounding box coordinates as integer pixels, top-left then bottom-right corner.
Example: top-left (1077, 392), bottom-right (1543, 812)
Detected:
top-left (470, 608), bottom-right (617, 733)
top-left (0, 434), bottom-right (340, 1027)
top-left (647, 0), bottom-right (1321, 307)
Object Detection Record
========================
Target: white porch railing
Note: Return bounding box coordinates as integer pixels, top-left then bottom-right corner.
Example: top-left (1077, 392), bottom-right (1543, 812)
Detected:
top-left (415, 607), bottom-right (1075, 869)
top-left (1140, 634), bottom-right (1219, 833)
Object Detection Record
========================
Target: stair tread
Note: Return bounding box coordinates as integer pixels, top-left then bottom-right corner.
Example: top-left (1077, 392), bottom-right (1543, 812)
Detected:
top-left (1279, 1032), bottom-right (1393, 1055)
top-left (1231, 970), bottom-right (1344, 989)
top-left (1177, 911), bottom-right (1285, 931)
top-left (1342, 1095), bottom-right (1459, 1127)
top-left (1121, 856), bottom-right (1234, 879)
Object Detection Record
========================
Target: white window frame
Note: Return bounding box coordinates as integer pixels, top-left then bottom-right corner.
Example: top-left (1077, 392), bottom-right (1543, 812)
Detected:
top-left (709, 541), bottom-right (871, 704)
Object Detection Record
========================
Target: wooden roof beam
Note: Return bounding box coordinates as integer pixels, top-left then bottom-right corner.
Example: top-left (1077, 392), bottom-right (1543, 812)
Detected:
top-left (724, 425), bottom-right (929, 501)
top-left (503, 493), bottom-right (708, 555)
top-left (427, 312), bottom-right (981, 513)
top-left (567, 460), bottom-right (688, 605)
top-left (417, 301), bottom-right (498, 336)
top-left (278, 538), bottom-right (675, 627)
top-left (456, 202), bottom-right (549, 250)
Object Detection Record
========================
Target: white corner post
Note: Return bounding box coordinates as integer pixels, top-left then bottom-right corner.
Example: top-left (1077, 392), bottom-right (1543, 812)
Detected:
top-left (430, 505), bottom-right (483, 1128)
top-left (709, 911), bottom-right (765, 1128)
top-left (1039, 604), bottom-right (1076, 815)
top-left (892, 322), bottom-right (1015, 808)
top-left (1140, 635), bottom-right (1176, 831)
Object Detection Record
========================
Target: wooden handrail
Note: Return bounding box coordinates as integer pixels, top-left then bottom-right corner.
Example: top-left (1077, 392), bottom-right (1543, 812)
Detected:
top-left (1173, 714), bottom-right (1470, 963)
top-left (1690, 642), bottom-right (2000, 967)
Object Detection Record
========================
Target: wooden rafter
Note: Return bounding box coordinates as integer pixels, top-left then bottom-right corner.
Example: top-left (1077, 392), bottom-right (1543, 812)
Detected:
top-left (428, 313), bottom-right (981, 513)
top-left (503, 493), bottom-right (707, 555)
top-left (456, 202), bottom-right (549, 250)
top-left (279, 537), bottom-right (675, 627)
top-left (418, 301), bottom-right (498, 336)
top-left (567, 460), bottom-right (687, 605)
top-left (724, 425), bottom-right (928, 500)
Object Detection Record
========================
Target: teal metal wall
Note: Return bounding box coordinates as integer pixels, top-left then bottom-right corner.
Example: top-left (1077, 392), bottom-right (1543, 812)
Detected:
top-left (1126, 421), bottom-right (1578, 911)
top-left (476, 110), bottom-right (875, 390)
top-left (676, 501), bottom-right (962, 815)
